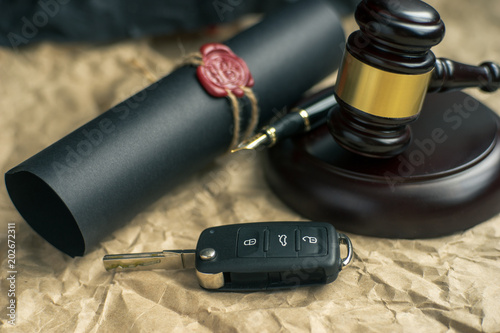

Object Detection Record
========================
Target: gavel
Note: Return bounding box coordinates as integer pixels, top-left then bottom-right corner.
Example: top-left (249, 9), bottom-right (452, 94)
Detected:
top-left (263, 0), bottom-right (500, 239)
top-left (328, 0), bottom-right (500, 158)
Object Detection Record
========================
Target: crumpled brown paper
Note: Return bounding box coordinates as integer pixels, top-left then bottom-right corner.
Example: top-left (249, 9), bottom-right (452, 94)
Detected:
top-left (1, 1), bottom-right (500, 332)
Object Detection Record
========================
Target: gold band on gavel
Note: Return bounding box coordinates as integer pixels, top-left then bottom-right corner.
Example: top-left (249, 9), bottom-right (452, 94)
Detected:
top-left (334, 51), bottom-right (433, 119)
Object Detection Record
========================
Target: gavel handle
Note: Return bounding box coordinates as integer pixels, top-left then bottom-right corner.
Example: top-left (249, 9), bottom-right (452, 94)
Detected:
top-left (428, 58), bottom-right (500, 93)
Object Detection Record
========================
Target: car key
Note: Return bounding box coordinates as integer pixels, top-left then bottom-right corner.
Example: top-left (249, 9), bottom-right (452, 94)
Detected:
top-left (103, 221), bottom-right (353, 291)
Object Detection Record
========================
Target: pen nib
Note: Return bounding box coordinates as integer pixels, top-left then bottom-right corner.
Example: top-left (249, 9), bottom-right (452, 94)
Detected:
top-left (231, 133), bottom-right (271, 153)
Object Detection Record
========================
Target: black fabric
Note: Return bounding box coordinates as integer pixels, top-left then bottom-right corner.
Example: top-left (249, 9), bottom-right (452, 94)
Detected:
top-left (5, 0), bottom-right (346, 256)
top-left (0, 0), bottom-right (357, 48)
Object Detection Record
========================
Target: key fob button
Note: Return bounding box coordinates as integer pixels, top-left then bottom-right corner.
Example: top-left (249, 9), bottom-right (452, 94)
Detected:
top-left (237, 227), bottom-right (265, 257)
top-left (298, 227), bottom-right (327, 257)
top-left (267, 227), bottom-right (298, 257)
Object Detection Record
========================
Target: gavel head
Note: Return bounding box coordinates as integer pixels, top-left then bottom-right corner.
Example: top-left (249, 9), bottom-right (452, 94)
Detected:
top-left (328, 0), bottom-right (445, 158)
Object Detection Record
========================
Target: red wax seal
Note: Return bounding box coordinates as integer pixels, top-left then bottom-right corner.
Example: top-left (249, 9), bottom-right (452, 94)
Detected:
top-left (196, 43), bottom-right (254, 98)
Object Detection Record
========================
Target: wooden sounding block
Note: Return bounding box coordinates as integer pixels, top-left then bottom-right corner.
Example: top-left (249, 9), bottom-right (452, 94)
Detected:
top-left (264, 91), bottom-right (500, 238)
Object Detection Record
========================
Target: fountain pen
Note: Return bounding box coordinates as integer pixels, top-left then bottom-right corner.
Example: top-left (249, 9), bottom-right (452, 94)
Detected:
top-left (232, 86), bottom-right (337, 152)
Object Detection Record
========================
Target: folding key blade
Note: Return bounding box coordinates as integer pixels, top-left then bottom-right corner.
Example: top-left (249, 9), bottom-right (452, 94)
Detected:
top-left (103, 250), bottom-right (196, 271)
top-left (102, 221), bottom-right (353, 291)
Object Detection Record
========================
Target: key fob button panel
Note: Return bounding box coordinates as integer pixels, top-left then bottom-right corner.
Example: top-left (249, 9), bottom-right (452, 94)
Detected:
top-left (196, 222), bottom-right (345, 291)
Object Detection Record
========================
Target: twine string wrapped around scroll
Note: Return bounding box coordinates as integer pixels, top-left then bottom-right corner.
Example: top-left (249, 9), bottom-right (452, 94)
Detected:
top-left (181, 43), bottom-right (259, 150)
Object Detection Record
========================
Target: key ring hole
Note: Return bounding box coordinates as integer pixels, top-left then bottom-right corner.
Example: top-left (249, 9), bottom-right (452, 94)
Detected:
top-left (338, 233), bottom-right (353, 268)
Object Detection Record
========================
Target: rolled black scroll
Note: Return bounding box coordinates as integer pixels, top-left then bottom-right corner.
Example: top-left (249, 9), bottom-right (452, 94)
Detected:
top-left (5, 0), bottom-right (345, 256)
